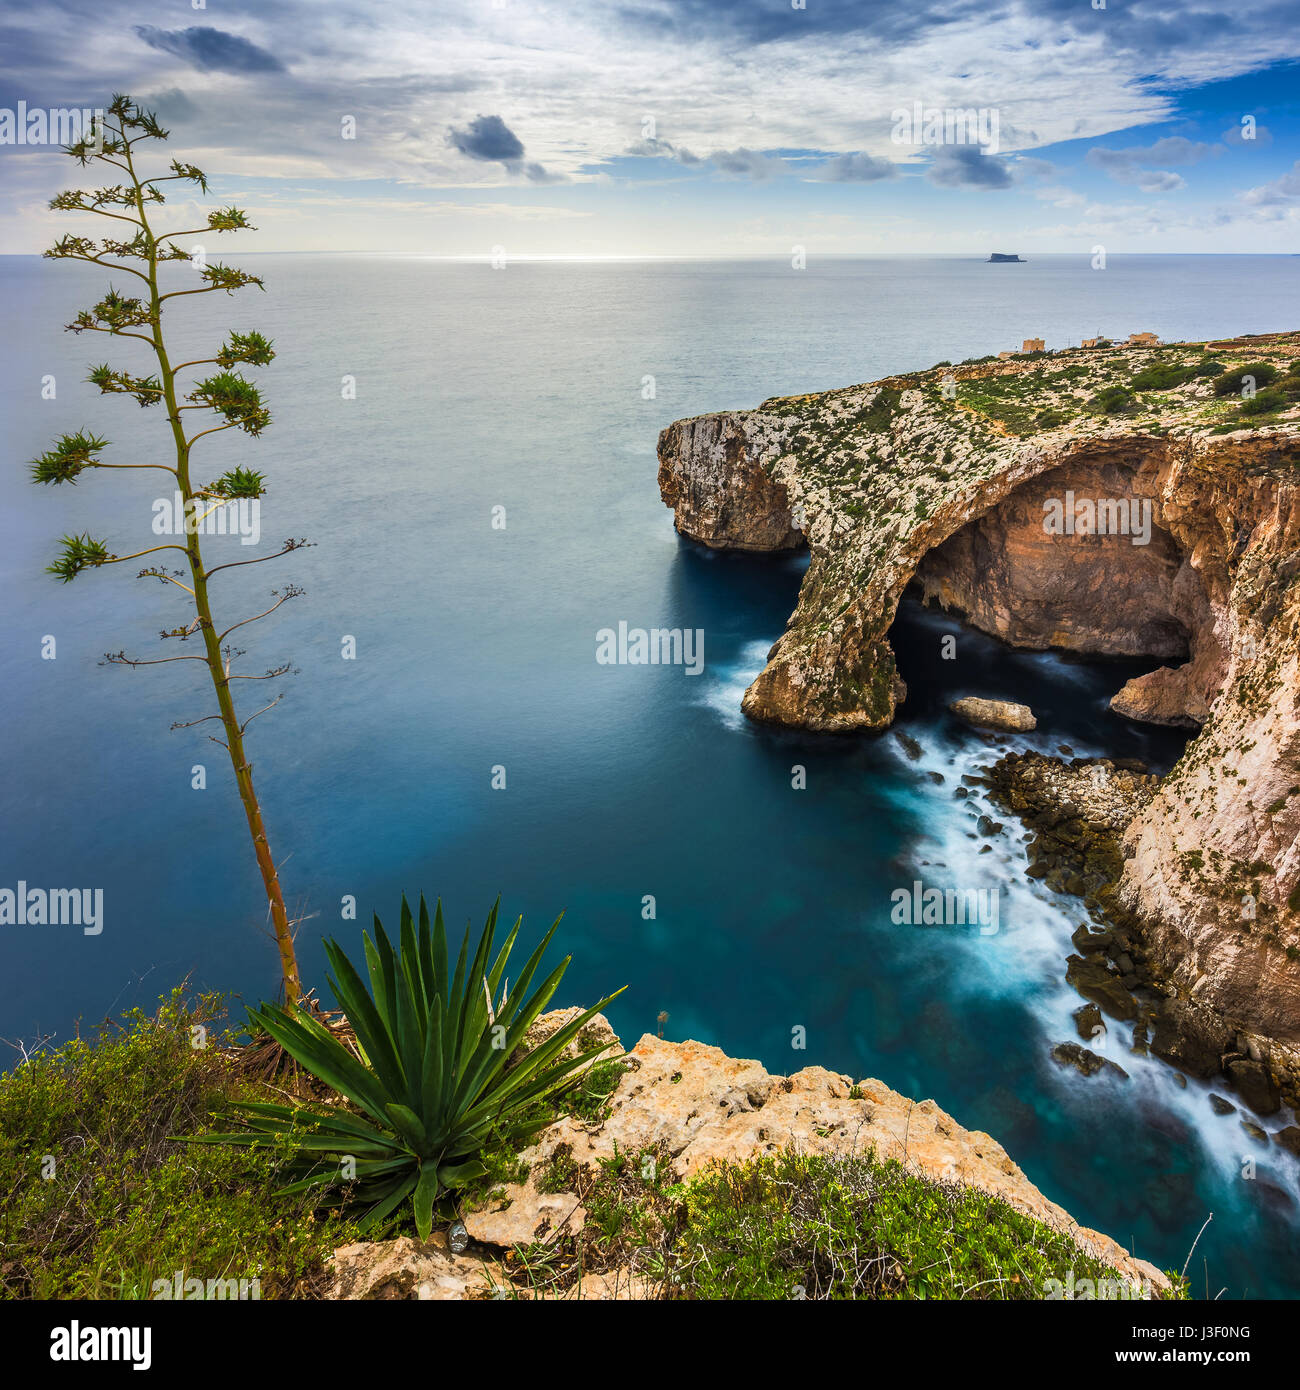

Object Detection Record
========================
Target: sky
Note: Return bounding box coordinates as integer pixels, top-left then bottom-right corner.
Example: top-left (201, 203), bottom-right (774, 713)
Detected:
top-left (1, 0), bottom-right (1299, 256)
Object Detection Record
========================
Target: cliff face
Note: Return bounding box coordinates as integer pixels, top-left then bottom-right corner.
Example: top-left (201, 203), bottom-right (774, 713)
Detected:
top-left (658, 334), bottom-right (1300, 1084)
top-left (656, 412), bottom-right (804, 551)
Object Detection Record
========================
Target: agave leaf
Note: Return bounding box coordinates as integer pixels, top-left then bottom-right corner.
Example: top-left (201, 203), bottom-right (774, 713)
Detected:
top-left (437, 1159), bottom-right (487, 1188)
top-left (230, 1100), bottom-right (391, 1144)
top-left (399, 896), bottom-right (427, 1020)
top-left (248, 1004), bottom-right (394, 1126)
top-left (200, 895), bottom-right (621, 1243)
top-left (448, 957), bottom-right (575, 1111)
top-left (484, 914), bottom-right (522, 1007)
top-left (413, 1164), bottom-right (440, 1240)
top-left (460, 990), bottom-right (626, 1124)
top-left (358, 1171), bottom-right (419, 1232)
top-left (420, 994), bottom-right (447, 1134)
top-left (384, 1102), bottom-right (428, 1152)
top-left (322, 940), bottom-right (406, 1097)
top-left (430, 899), bottom-right (449, 1004)
top-left (447, 918), bottom-right (471, 1030)
top-left (487, 917), bottom-right (561, 1033)
top-left (417, 896), bottom-right (436, 1006)
top-left (390, 939), bottom-right (428, 1111)
top-left (368, 914), bottom-right (400, 1036)
top-left (452, 900), bottom-right (499, 1070)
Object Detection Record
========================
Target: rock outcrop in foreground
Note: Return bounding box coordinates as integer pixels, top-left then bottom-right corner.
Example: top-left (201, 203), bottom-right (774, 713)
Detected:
top-left (329, 1019), bottom-right (1165, 1299)
top-left (658, 332), bottom-right (1300, 1089)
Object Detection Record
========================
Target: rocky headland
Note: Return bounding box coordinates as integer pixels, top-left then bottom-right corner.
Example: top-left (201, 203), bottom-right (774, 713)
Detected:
top-left (658, 332), bottom-right (1300, 1101)
top-left (329, 1013), bottom-right (1167, 1299)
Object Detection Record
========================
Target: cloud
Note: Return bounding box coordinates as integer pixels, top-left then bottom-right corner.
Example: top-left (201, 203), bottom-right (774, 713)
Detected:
top-left (447, 114), bottom-right (525, 163)
top-left (1134, 169), bottom-right (1186, 192)
top-left (446, 113), bottom-right (563, 183)
top-left (1222, 122), bottom-right (1273, 147)
top-left (926, 144), bottom-right (1014, 189)
top-left (708, 147), bottom-right (787, 179)
top-left (1241, 159), bottom-right (1300, 206)
top-left (815, 151), bottom-right (897, 183)
top-left (133, 26), bottom-right (284, 74)
top-left (1088, 136), bottom-right (1211, 171)
top-left (624, 137), bottom-right (702, 165)
top-left (1013, 156), bottom-right (1056, 181)
top-left (1085, 136), bottom-right (1212, 191)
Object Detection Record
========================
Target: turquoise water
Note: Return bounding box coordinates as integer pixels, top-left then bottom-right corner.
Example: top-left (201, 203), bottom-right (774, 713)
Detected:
top-left (2, 253), bottom-right (1298, 1295)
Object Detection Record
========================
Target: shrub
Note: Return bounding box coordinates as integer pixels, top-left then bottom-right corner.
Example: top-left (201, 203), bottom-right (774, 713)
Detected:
top-left (1212, 363), bottom-right (1278, 397)
top-left (1239, 388), bottom-right (1287, 416)
top-left (671, 1150), bottom-right (1169, 1300)
top-left (0, 990), bottom-right (357, 1299)
top-left (1091, 385), bottom-right (1135, 415)
top-left (1131, 361), bottom-right (1196, 391)
top-left (195, 896), bottom-right (624, 1239)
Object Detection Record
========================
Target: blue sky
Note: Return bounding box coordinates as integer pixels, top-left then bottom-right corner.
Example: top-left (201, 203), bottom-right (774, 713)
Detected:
top-left (1, 0), bottom-right (1298, 254)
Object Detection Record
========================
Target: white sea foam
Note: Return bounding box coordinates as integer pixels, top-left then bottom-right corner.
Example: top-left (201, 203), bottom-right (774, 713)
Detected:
top-left (697, 638), bottom-right (774, 730)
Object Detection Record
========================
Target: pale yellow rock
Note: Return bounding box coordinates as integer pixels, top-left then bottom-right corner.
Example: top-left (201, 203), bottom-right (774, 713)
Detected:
top-left (330, 1031), bottom-right (1168, 1299)
top-left (328, 1234), bottom-right (501, 1301)
top-left (949, 696), bottom-right (1037, 732)
top-left (517, 1034), bottom-right (1169, 1293)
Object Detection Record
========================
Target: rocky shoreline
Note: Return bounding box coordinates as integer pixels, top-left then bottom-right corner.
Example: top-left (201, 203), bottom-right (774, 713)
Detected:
top-left (983, 749), bottom-right (1300, 1131)
top-left (657, 331), bottom-right (1300, 1103)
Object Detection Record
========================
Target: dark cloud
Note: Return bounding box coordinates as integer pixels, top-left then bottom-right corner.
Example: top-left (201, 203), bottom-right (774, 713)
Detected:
top-left (926, 144), bottom-right (1014, 189)
top-left (816, 151), bottom-right (897, 182)
top-left (446, 113), bottom-right (563, 183)
top-left (133, 26), bottom-right (284, 74)
top-left (447, 113), bottom-right (525, 162)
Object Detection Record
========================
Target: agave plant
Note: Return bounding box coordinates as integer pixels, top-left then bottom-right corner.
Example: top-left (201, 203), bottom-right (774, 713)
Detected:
top-left (194, 896), bottom-right (624, 1238)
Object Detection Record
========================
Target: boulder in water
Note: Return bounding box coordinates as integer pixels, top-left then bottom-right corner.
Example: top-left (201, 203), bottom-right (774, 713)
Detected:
top-left (950, 697), bottom-right (1036, 732)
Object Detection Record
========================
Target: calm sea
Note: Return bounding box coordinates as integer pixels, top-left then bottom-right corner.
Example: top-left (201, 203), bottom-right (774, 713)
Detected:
top-left (2, 253), bottom-right (1298, 1295)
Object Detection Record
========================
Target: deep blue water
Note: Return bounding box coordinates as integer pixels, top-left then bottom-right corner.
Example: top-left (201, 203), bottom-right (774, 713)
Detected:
top-left (2, 253), bottom-right (1298, 1296)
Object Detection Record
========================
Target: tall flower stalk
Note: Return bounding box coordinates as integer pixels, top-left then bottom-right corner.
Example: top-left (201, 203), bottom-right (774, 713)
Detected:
top-left (32, 94), bottom-right (306, 1002)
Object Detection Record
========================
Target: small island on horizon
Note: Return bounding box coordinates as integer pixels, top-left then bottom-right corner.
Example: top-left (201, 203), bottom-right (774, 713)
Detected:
top-left (988, 252), bottom-right (1025, 262)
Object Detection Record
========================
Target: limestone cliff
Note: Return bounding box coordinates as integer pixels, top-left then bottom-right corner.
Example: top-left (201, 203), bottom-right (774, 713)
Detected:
top-left (330, 1017), bottom-right (1167, 1298)
top-left (658, 333), bottom-right (1300, 1087)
